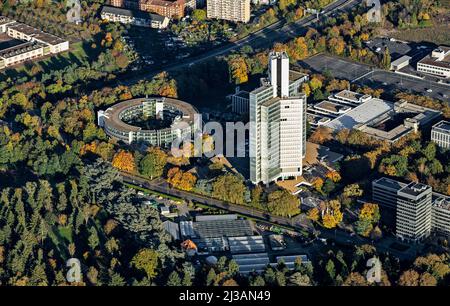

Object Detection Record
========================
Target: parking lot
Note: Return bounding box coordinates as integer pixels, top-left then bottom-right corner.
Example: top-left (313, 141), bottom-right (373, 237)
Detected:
top-left (302, 54), bottom-right (450, 101)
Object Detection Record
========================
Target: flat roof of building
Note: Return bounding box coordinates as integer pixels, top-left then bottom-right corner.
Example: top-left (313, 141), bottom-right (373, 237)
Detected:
top-left (6, 21), bottom-right (66, 45)
top-left (373, 177), bottom-right (406, 191)
top-left (289, 70), bottom-right (308, 82)
top-left (391, 55), bottom-right (411, 66)
top-left (193, 219), bottom-right (253, 238)
top-left (433, 120), bottom-right (450, 132)
top-left (399, 182), bottom-right (431, 197)
top-left (304, 141), bottom-right (343, 166)
top-left (432, 193), bottom-right (450, 211)
top-left (324, 98), bottom-right (394, 131)
top-left (101, 5), bottom-right (167, 22)
top-left (314, 101), bottom-right (352, 113)
top-left (0, 41), bottom-right (44, 59)
top-left (251, 70), bottom-right (307, 95)
top-left (418, 46), bottom-right (450, 69)
top-left (334, 90), bottom-right (369, 103)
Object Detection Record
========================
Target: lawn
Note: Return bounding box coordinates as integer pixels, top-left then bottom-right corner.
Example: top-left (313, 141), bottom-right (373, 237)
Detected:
top-left (0, 41), bottom-right (93, 80)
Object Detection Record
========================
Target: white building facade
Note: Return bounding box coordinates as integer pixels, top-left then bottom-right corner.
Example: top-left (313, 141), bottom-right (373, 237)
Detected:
top-left (431, 120), bottom-right (450, 149)
top-left (250, 51), bottom-right (307, 185)
top-left (207, 0), bottom-right (251, 23)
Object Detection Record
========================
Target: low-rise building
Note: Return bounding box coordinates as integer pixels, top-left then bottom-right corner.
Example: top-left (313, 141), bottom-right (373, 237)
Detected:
top-left (6, 22), bottom-right (69, 54)
top-left (0, 16), bottom-right (69, 70)
top-left (101, 5), bottom-right (169, 28)
top-left (140, 0), bottom-right (185, 19)
top-left (390, 55), bottom-right (411, 71)
top-left (323, 95), bottom-right (441, 143)
top-left (417, 46), bottom-right (450, 78)
top-left (431, 120), bottom-right (450, 149)
top-left (230, 88), bottom-right (250, 114)
top-left (0, 42), bottom-right (44, 70)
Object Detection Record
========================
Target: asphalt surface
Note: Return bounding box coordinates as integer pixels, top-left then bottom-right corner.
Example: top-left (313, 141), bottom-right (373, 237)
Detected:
top-left (121, 172), bottom-right (421, 260)
top-left (302, 54), bottom-right (450, 101)
top-left (119, 0), bottom-right (359, 86)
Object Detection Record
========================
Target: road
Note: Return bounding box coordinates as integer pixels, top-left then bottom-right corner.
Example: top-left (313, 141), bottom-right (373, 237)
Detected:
top-left (119, 0), bottom-right (359, 86)
top-left (121, 172), bottom-right (421, 260)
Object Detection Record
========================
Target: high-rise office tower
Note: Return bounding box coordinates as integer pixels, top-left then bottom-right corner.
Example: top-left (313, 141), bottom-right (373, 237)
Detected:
top-left (396, 182), bottom-right (432, 242)
top-left (249, 51), bottom-right (307, 185)
top-left (372, 178), bottom-right (433, 242)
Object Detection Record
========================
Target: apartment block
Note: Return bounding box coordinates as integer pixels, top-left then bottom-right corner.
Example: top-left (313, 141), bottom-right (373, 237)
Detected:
top-left (0, 16), bottom-right (69, 70)
top-left (140, 0), bottom-right (185, 19)
top-left (249, 52), bottom-right (308, 185)
top-left (207, 0), bottom-right (251, 23)
top-left (101, 5), bottom-right (170, 28)
top-left (431, 120), bottom-right (450, 149)
top-left (110, 0), bottom-right (186, 19)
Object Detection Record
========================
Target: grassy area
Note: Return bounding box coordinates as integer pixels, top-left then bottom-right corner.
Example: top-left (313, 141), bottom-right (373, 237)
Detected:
top-left (123, 182), bottom-right (184, 202)
top-left (0, 41), bottom-right (92, 79)
top-left (389, 24), bottom-right (450, 45)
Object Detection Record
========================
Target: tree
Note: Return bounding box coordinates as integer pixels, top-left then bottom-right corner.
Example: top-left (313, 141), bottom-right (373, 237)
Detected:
top-left (322, 179), bottom-right (336, 195)
top-left (112, 150), bottom-right (136, 172)
top-left (267, 190), bottom-right (300, 217)
top-left (228, 56), bottom-right (248, 84)
top-left (131, 249), bottom-right (159, 280)
top-left (343, 272), bottom-right (368, 286)
top-left (289, 272), bottom-right (311, 286)
top-left (381, 47), bottom-right (391, 69)
top-left (321, 200), bottom-right (343, 229)
top-left (398, 270), bottom-right (419, 286)
top-left (343, 184), bottom-right (363, 198)
top-left (206, 268), bottom-right (216, 286)
top-left (139, 147), bottom-right (167, 179)
top-left (166, 271), bottom-right (182, 286)
top-left (307, 208), bottom-right (320, 222)
top-left (192, 9), bottom-right (207, 21)
top-left (212, 174), bottom-right (246, 204)
top-left (167, 167), bottom-right (197, 191)
top-left (419, 272), bottom-right (437, 286)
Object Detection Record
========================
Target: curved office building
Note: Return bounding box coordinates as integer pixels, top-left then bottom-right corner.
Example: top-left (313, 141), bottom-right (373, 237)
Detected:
top-left (97, 97), bottom-right (199, 147)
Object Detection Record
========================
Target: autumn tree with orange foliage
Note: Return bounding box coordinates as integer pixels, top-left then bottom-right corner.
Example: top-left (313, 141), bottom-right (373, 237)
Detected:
top-left (326, 171), bottom-right (341, 183)
top-left (355, 203), bottom-right (380, 237)
top-left (167, 167), bottom-right (197, 191)
top-left (307, 207), bottom-right (320, 222)
top-left (112, 150), bottom-right (136, 173)
top-left (309, 126), bottom-right (332, 144)
top-left (321, 200), bottom-right (343, 229)
top-left (228, 56), bottom-right (249, 84)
